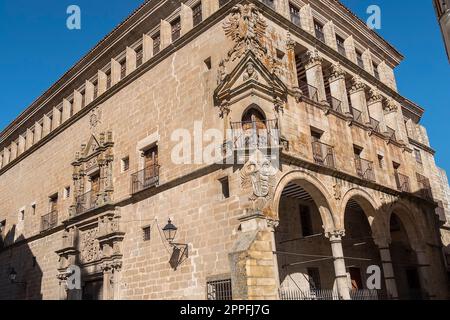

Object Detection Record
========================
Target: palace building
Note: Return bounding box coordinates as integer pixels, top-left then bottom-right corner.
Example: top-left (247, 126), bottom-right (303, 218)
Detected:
top-left (0, 0), bottom-right (449, 300)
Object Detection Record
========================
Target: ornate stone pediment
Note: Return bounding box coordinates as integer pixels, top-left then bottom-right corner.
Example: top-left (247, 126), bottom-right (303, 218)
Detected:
top-left (214, 51), bottom-right (288, 110)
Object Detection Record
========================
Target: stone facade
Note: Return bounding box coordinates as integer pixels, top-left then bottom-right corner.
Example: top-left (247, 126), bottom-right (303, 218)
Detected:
top-left (0, 0), bottom-right (449, 300)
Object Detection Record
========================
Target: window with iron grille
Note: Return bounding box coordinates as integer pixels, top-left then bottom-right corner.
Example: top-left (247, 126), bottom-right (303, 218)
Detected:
top-left (289, 3), bottom-right (301, 26)
top-left (142, 226), bottom-right (151, 241)
top-left (414, 148), bottom-right (423, 165)
top-left (171, 18), bottom-right (181, 42)
top-left (122, 156), bottom-right (130, 172)
top-left (207, 279), bottom-right (232, 300)
top-left (336, 35), bottom-right (346, 57)
top-left (193, 3), bottom-right (202, 27)
top-left (219, 177), bottom-right (230, 199)
top-left (153, 33), bottom-right (161, 55)
top-left (356, 50), bottom-right (364, 68)
top-left (314, 20), bottom-right (325, 42)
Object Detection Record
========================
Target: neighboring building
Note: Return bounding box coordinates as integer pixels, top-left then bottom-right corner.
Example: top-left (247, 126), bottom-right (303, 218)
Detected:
top-left (434, 0), bottom-right (450, 61)
top-left (0, 0), bottom-right (449, 300)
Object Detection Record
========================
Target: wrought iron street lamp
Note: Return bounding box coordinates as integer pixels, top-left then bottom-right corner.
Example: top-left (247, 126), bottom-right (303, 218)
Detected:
top-left (162, 219), bottom-right (178, 244)
top-left (162, 219), bottom-right (188, 270)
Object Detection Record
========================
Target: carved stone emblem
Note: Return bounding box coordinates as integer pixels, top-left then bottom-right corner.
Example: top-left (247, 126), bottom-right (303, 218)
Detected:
top-left (240, 150), bottom-right (277, 210)
top-left (329, 62), bottom-right (345, 82)
top-left (223, 4), bottom-right (268, 62)
top-left (384, 99), bottom-right (398, 114)
top-left (333, 183), bottom-right (342, 200)
top-left (80, 228), bottom-right (101, 263)
top-left (89, 108), bottom-right (102, 131)
top-left (243, 62), bottom-right (259, 81)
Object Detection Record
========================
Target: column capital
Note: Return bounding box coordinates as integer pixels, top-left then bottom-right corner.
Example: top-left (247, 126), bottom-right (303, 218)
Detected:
top-left (325, 229), bottom-right (346, 240)
top-left (349, 75), bottom-right (366, 94)
top-left (383, 98), bottom-right (398, 114)
top-left (328, 62), bottom-right (346, 82)
top-left (368, 87), bottom-right (383, 105)
top-left (304, 49), bottom-right (323, 69)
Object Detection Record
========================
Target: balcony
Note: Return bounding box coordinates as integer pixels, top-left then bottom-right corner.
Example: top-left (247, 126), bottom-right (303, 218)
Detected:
top-left (131, 164), bottom-right (160, 194)
top-left (230, 119), bottom-right (280, 151)
top-left (75, 190), bottom-right (98, 215)
top-left (312, 141), bottom-right (335, 169)
top-left (350, 107), bottom-right (363, 124)
top-left (327, 94), bottom-right (343, 114)
top-left (298, 80), bottom-right (319, 102)
top-left (41, 211), bottom-right (58, 232)
top-left (369, 117), bottom-right (381, 134)
top-left (416, 173), bottom-right (433, 201)
top-left (395, 172), bottom-right (411, 193)
top-left (386, 126), bottom-right (396, 141)
top-left (355, 157), bottom-right (375, 182)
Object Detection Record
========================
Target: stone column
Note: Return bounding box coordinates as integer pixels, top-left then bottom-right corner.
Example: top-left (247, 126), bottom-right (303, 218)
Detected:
top-left (103, 265), bottom-right (113, 300)
top-left (383, 99), bottom-right (404, 142)
top-left (25, 128), bottom-right (34, 150)
top-left (42, 115), bottom-right (52, 137)
top-left (326, 230), bottom-right (351, 300)
top-left (18, 135), bottom-right (26, 155)
top-left (348, 76), bottom-right (370, 124)
top-left (34, 121), bottom-right (42, 143)
top-left (85, 80), bottom-right (95, 105)
top-left (98, 70), bottom-right (107, 96)
top-left (304, 49), bottom-right (327, 103)
top-left (73, 90), bottom-right (83, 114)
top-left (328, 63), bottom-right (350, 115)
top-left (180, 3), bottom-right (193, 36)
top-left (367, 88), bottom-right (387, 132)
top-left (362, 49), bottom-right (374, 75)
top-left (374, 238), bottom-right (399, 300)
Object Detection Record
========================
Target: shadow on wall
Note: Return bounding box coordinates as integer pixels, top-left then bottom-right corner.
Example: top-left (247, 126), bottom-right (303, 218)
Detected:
top-left (0, 224), bottom-right (43, 300)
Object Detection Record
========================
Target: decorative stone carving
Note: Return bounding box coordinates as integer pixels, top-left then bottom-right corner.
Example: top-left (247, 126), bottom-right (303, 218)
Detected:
top-left (80, 228), bottom-right (101, 263)
top-left (241, 150), bottom-right (277, 211)
top-left (89, 107), bottom-right (102, 132)
top-left (304, 49), bottom-right (323, 69)
top-left (285, 32), bottom-right (295, 51)
top-left (368, 87), bottom-right (383, 104)
top-left (333, 183), bottom-right (342, 200)
top-left (325, 229), bottom-right (346, 239)
top-left (217, 59), bottom-right (227, 85)
top-left (384, 99), bottom-right (398, 114)
top-left (293, 86), bottom-right (304, 103)
top-left (349, 75), bottom-right (366, 94)
top-left (223, 4), bottom-right (268, 62)
top-left (243, 62), bottom-right (259, 81)
top-left (329, 62), bottom-right (345, 82)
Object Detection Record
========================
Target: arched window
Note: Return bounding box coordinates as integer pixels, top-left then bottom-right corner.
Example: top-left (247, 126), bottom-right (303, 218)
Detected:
top-left (241, 107), bottom-right (267, 131)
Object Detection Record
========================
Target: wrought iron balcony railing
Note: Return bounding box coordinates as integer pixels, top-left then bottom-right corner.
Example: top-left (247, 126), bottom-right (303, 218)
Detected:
top-left (350, 107), bottom-right (363, 124)
top-left (312, 141), bottom-right (335, 169)
top-left (131, 164), bottom-right (160, 194)
top-left (315, 29), bottom-right (325, 43)
top-left (369, 117), bottom-right (381, 134)
top-left (75, 190), bottom-right (98, 215)
top-left (416, 173), bottom-right (433, 200)
top-left (386, 126), bottom-right (397, 141)
top-left (337, 44), bottom-right (346, 57)
top-left (279, 288), bottom-right (385, 300)
top-left (230, 119), bottom-right (280, 150)
top-left (41, 211), bottom-right (58, 232)
top-left (355, 157), bottom-right (375, 182)
top-left (395, 172), bottom-right (411, 193)
top-left (327, 94), bottom-right (343, 114)
top-left (298, 80), bottom-right (319, 102)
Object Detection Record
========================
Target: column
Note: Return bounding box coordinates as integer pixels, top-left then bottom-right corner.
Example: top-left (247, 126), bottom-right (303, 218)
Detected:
top-left (304, 49), bottom-right (327, 103)
top-left (328, 63), bottom-right (350, 115)
top-left (344, 35), bottom-right (357, 64)
top-left (142, 34), bottom-right (154, 63)
top-left (349, 76), bottom-right (370, 124)
top-left (202, 0), bottom-right (219, 19)
top-left (160, 20), bottom-right (172, 50)
top-left (375, 238), bottom-right (399, 299)
top-left (275, 0), bottom-right (290, 19)
top-left (300, 4), bottom-right (315, 35)
top-left (52, 107), bottom-right (61, 130)
top-left (367, 88), bottom-right (387, 132)
top-left (323, 21), bottom-right (337, 51)
top-left (126, 47), bottom-right (137, 76)
top-left (103, 265), bottom-right (113, 300)
top-left (62, 99), bottom-right (72, 123)
top-left (73, 90), bottom-right (83, 114)
top-left (111, 59), bottom-right (121, 86)
top-left (180, 3), bottom-right (193, 36)
top-left (327, 230), bottom-right (351, 300)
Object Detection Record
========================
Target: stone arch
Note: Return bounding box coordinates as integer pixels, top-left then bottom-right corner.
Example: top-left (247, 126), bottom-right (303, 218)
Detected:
top-left (387, 201), bottom-right (425, 250)
top-left (241, 103), bottom-right (267, 122)
top-left (339, 188), bottom-right (386, 242)
top-left (272, 169), bottom-right (337, 233)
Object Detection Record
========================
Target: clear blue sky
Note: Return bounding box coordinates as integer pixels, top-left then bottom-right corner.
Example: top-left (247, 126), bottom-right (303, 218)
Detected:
top-left (0, 1), bottom-right (449, 172)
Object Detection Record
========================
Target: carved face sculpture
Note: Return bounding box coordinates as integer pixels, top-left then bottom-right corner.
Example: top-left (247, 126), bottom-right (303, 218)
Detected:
top-left (241, 150), bottom-right (276, 199)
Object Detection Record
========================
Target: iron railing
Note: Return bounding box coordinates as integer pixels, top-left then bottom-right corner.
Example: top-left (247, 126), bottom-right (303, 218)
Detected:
top-left (315, 29), bottom-right (325, 43)
top-left (357, 56), bottom-right (364, 69)
top-left (337, 44), bottom-right (346, 57)
top-left (131, 164), bottom-right (160, 194)
top-left (369, 117), bottom-right (381, 134)
top-left (386, 126), bottom-right (396, 141)
top-left (355, 157), bottom-right (375, 181)
top-left (327, 94), bottom-right (343, 114)
top-left (298, 80), bottom-right (319, 102)
top-left (312, 141), bottom-right (335, 168)
top-left (230, 119), bottom-right (280, 150)
top-left (41, 211), bottom-right (58, 232)
top-left (279, 288), bottom-right (385, 300)
top-left (75, 190), bottom-right (98, 215)
top-left (351, 107), bottom-right (363, 124)
top-left (350, 289), bottom-right (385, 300)
top-left (395, 172), bottom-right (411, 192)
top-left (416, 173), bottom-right (433, 200)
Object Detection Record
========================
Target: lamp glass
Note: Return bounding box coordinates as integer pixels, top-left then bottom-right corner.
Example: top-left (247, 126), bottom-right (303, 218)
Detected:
top-left (162, 219), bottom-right (178, 243)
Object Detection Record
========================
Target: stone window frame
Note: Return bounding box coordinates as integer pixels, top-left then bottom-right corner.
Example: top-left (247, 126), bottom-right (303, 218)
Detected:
top-left (136, 132), bottom-right (160, 171)
top-left (218, 176), bottom-right (230, 200)
top-left (142, 225), bottom-right (151, 242)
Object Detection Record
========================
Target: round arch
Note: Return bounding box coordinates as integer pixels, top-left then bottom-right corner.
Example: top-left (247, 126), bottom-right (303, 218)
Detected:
top-left (387, 201), bottom-right (425, 250)
top-left (272, 170), bottom-right (337, 233)
top-left (339, 188), bottom-right (386, 242)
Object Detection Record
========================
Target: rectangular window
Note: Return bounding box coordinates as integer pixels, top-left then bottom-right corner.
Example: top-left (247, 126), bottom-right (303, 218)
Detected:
top-left (414, 148), bottom-right (423, 165)
top-left (121, 156), bottom-right (130, 172)
top-left (142, 226), bottom-right (151, 241)
top-left (49, 194), bottom-right (58, 213)
top-left (193, 3), bottom-right (203, 27)
top-left (289, 3), bottom-right (301, 26)
top-left (336, 35), bottom-right (346, 57)
top-left (136, 45), bottom-right (143, 67)
top-left (31, 203), bottom-right (36, 215)
top-left (307, 268), bottom-right (321, 290)
top-left (300, 205), bottom-right (313, 237)
top-left (20, 209), bottom-right (25, 221)
top-left (349, 267), bottom-right (363, 290)
top-left (153, 33), bottom-right (161, 55)
top-left (353, 145), bottom-right (363, 158)
top-left (356, 50), bottom-right (364, 68)
top-left (207, 279), bottom-right (232, 300)
top-left (314, 20), bottom-right (325, 43)
top-left (378, 155), bottom-right (384, 169)
top-left (219, 177), bottom-right (230, 199)
top-left (171, 17), bottom-right (181, 42)
top-left (373, 62), bottom-right (380, 80)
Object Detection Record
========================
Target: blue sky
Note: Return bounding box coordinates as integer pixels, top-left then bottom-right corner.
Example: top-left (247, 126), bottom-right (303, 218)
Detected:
top-left (0, 1), bottom-right (449, 172)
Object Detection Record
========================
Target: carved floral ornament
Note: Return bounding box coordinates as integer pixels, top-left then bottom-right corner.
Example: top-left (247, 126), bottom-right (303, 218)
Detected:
top-left (384, 99), bottom-right (398, 114)
top-left (368, 87), bottom-right (383, 104)
top-left (328, 62), bottom-right (345, 81)
top-left (349, 75), bottom-right (366, 93)
top-left (304, 49), bottom-right (323, 68)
